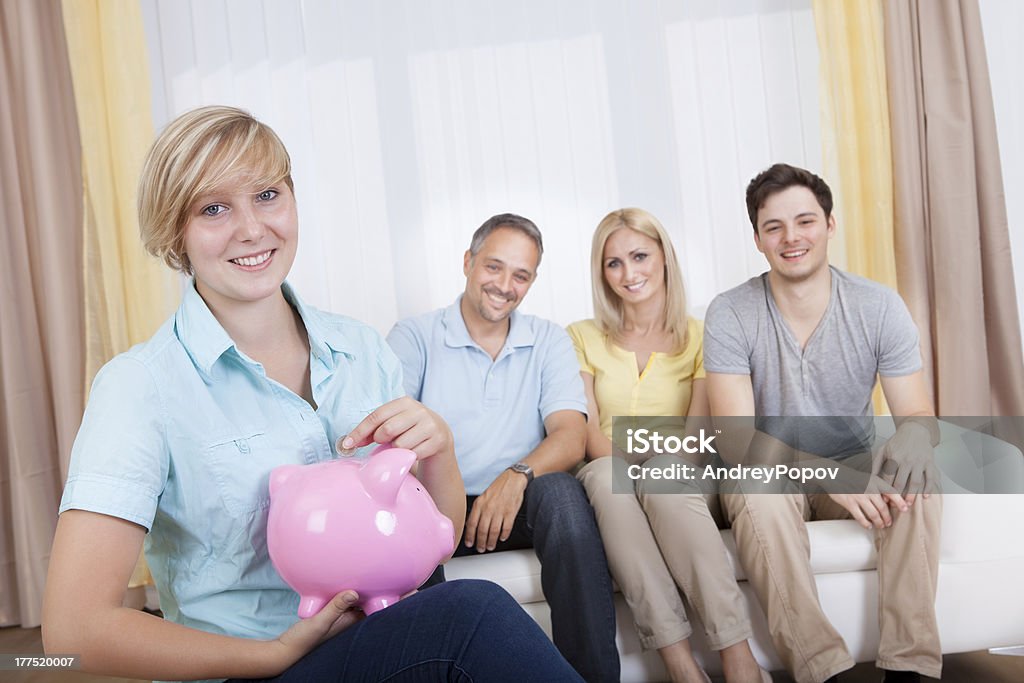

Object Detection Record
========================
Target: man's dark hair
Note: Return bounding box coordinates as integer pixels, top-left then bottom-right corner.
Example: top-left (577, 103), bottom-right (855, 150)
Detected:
top-left (745, 163), bottom-right (833, 234)
top-left (469, 213), bottom-right (544, 265)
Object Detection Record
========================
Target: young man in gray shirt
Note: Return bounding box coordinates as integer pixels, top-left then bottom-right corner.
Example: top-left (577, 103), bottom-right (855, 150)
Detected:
top-left (704, 164), bottom-right (941, 683)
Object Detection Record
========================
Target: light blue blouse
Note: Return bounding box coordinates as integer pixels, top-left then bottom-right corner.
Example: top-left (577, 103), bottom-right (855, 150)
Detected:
top-left (60, 281), bottom-right (403, 649)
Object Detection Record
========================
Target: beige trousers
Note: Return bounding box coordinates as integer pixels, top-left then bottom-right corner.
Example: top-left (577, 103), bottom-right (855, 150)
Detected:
top-left (720, 485), bottom-right (942, 683)
top-left (577, 456), bottom-right (753, 651)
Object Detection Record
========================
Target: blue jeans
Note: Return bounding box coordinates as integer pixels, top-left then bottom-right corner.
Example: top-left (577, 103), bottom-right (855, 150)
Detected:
top-left (230, 580), bottom-right (581, 682)
top-left (427, 472), bottom-right (620, 683)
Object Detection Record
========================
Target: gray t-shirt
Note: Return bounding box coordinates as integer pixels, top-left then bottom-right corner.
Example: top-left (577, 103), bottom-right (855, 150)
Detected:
top-left (704, 267), bottom-right (922, 457)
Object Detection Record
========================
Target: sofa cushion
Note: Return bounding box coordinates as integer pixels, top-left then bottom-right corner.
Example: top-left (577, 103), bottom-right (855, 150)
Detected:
top-left (446, 490), bottom-right (1024, 606)
top-left (445, 549), bottom-right (547, 604)
top-left (446, 423), bottom-right (1024, 603)
top-left (446, 518), bottom-right (878, 605)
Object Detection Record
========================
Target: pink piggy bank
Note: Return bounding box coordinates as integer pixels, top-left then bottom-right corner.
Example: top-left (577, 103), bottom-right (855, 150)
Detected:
top-left (267, 445), bottom-right (455, 617)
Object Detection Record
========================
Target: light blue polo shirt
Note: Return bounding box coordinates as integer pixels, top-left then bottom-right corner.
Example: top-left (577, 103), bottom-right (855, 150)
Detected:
top-left (386, 296), bottom-right (587, 495)
top-left (60, 281), bottom-right (402, 670)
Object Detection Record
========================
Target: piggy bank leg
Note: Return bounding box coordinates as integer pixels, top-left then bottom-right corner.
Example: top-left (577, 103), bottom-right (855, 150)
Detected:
top-left (298, 594), bottom-right (330, 619)
top-left (362, 594), bottom-right (401, 615)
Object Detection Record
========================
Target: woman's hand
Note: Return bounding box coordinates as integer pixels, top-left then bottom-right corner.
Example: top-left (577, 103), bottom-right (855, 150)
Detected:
top-left (339, 397), bottom-right (466, 549)
top-left (338, 397), bottom-right (453, 461)
top-left (271, 591), bottom-right (363, 671)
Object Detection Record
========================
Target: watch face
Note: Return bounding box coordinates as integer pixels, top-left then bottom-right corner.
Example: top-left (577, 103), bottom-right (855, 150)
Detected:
top-left (512, 463), bottom-right (529, 473)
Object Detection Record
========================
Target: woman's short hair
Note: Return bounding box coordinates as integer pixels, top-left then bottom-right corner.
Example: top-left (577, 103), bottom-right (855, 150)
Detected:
top-left (137, 105), bottom-right (293, 274)
top-left (590, 208), bottom-right (690, 353)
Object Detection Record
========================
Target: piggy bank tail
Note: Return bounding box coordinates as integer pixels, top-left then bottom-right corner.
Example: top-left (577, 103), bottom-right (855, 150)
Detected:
top-left (297, 594), bottom-right (330, 619)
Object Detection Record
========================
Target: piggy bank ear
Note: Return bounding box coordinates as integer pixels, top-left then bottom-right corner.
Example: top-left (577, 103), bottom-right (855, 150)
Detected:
top-left (359, 448), bottom-right (417, 506)
top-left (269, 464), bottom-right (302, 497)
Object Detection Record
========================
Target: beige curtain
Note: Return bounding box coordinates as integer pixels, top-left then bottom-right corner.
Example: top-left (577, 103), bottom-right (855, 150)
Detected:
top-left (883, 0), bottom-right (1024, 416)
top-left (0, 0), bottom-right (84, 628)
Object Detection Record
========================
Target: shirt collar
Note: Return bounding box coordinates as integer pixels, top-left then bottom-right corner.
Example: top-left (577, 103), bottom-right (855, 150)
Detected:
top-left (282, 283), bottom-right (349, 367)
top-left (175, 281), bottom-right (235, 377)
top-left (175, 280), bottom-right (351, 379)
top-left (442, 295), bottom-right (535, 351)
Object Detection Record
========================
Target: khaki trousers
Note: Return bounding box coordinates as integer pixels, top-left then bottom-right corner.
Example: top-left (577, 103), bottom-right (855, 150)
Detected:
top-left (578, 456), bottom-right (752, 651)
top-left (720, 485), bottom-right (942, 683)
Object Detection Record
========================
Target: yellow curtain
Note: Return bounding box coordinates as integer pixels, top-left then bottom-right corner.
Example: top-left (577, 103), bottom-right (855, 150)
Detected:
top-left (812, 0), bottom-right (896, 413)
top-left (61, 0), bottom-right (178, 588)
top-left (61, 0), bottom-right (178, 382)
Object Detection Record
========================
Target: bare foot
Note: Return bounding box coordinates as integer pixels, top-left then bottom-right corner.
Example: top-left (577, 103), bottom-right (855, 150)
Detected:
top-left (659, 639), bottom-right (711, 683)
top-left (720, 640), bottom-right (769, 683)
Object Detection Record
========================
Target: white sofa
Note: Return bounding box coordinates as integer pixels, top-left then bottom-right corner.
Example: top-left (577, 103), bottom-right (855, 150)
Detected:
top-left (446, 423), bottom-right (1024, 682)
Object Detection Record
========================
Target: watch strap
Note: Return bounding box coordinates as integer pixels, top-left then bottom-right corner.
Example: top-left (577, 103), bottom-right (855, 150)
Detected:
top-left (508, 461), bottom-right (534, 484)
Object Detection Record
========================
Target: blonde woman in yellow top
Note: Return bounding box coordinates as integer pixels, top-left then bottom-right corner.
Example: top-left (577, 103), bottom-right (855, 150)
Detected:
top-left (570, 209), bottom-right (770, 683)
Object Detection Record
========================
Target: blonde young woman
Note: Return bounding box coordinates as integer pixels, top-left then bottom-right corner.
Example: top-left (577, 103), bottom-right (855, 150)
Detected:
top-left (570, 209), bottom-right (771, 683)
top-left (42, 106), bottom-right (582, 683)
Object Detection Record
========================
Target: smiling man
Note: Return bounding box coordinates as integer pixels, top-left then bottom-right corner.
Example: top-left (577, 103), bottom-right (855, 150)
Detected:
top-left (704, 164), bottom-right (942, 683)
top-left (386, 214), bottom-right (619, 683)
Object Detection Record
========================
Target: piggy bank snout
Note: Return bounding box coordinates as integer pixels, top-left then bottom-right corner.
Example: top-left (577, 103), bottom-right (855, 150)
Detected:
top-left (268, 464), bottom-right (303, 497)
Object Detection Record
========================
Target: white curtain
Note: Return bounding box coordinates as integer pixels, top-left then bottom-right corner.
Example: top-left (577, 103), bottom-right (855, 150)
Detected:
top-left (141, 0), bottom-right (822, 332)
top-left (978, 0), bottom-right (1024, 352)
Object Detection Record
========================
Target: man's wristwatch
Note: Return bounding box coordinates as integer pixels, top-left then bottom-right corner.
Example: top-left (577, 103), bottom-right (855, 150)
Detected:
top-left (508, 461), bottom-right (534, 484)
